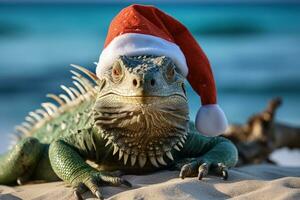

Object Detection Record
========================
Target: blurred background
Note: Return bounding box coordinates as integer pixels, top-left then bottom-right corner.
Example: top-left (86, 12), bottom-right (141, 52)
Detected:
top-left (0, 0), bottom-right (299, 165)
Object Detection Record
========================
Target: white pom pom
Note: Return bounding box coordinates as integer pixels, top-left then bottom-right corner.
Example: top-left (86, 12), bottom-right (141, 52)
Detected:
top-left (195, 104), bottom-right (228, 137)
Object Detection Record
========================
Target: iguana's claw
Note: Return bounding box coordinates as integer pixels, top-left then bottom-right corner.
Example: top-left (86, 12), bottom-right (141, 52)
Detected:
top-left (95, 191), bottom-right (104, 200)
top-left (17, 177), bottom-right (27, 185)
top-left (179, 163), bottom-right (195, 179)
top-left (222, 170), bottom-right (228, 180)
top-left (212, 163), bottom-right (228, 180)
top-left (73, 182), bottom-right (88, 200)
top-left (74, 190), bottom-right (84, 200)
top-left (73, 173), bottom-right (132, 200)
top-left (73, 179), bottom-right (103, 200)
top-left (197, 163), bottom-right (209, 180)
top-left (179, 161), bottom-right (229, 180)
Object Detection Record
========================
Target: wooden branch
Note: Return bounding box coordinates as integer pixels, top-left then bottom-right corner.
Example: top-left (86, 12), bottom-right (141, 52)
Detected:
top-left (222, 97), bottom-right (300, 166)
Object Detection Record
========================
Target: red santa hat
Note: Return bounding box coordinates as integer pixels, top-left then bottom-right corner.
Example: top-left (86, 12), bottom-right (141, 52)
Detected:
top-left (96, 4), bottom-right (228, 136)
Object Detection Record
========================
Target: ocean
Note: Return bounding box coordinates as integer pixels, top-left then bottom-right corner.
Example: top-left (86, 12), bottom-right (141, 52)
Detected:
top-left (0, 3), bottom-right (299, 165)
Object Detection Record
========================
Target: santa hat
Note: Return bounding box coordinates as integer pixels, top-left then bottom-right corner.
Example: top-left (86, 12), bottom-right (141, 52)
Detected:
top-left (96, 4), bottom-right (228, 136)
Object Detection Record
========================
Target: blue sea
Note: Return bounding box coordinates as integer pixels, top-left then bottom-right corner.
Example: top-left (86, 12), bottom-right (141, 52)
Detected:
top-left (0, 3), bottom-right (299, 165)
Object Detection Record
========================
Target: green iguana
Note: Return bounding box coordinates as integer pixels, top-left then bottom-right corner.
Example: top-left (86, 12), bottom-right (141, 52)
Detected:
top-left (0, 5), bottom-right (238, 200)
top-left (0, 56), bottom-right (237, 199)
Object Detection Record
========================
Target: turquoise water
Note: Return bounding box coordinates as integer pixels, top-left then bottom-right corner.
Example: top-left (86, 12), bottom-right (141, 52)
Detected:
top-left (0, 4), bottom-right (300, 156)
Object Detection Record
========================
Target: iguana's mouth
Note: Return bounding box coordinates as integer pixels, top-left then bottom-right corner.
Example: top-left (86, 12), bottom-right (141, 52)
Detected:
top-left (97, 93), bottom-right (187, 105)
top-left (94, 93), bottom-right (189, 168)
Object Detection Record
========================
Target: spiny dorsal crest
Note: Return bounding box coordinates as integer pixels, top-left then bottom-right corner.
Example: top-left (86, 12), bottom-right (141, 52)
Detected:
top-left (13, 64), bottom-right (101, 142)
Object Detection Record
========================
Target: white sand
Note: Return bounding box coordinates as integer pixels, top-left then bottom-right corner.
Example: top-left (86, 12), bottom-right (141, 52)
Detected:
top-left (0, 164), bottom-right (299, 200)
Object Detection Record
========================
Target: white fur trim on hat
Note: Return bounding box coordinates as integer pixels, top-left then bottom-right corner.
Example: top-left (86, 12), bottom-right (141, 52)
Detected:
top-left (195, 104), bottom-right (228, 137)
top-left (96, 33), bottom-right (188, 77)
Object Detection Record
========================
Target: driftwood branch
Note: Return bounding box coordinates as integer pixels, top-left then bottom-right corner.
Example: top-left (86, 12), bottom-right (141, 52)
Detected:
top-left (223, 97), bottom-right (300, 166)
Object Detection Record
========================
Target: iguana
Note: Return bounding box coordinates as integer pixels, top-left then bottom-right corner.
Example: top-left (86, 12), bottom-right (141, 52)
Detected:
top-left (0, 5), bottom-right (238, 200)
top-left (0, 56), bottom-right (238, 199)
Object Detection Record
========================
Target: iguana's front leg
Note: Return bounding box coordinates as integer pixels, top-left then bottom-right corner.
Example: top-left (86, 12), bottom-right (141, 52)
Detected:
top-left (177, 128), bottom-right (238, 180)
top-left (49, 129), bottom-right (131, 199)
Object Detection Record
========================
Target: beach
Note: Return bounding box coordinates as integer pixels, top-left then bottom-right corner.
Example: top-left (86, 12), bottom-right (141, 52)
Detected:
top-left (0, 164), bottom-right (299, 200)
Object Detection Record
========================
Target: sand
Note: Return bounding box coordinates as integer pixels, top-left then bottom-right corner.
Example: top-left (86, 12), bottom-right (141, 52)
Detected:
top-left (0, 164), bottom-right (299, 200)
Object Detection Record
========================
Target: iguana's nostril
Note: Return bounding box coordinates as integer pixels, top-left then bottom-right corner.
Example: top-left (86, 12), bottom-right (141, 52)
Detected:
top-left (133, 79), bottom-right (138, 87)
top-left (150, 79), bottom-right (155, 86)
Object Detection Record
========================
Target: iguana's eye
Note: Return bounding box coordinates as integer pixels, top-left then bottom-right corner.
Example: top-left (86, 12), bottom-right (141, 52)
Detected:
top-left (164, 63), bottom-right (175, 83)
top-left (111, 62), bottom-right (124, 82)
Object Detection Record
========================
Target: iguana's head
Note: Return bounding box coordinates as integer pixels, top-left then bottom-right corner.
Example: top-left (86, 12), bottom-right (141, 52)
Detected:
top-left (94, 55), bottom-right (189, 167)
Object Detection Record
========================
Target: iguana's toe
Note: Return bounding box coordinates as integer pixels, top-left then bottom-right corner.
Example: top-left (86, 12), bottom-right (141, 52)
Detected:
top-left (84, 177), bottom-right (103, 199)
top-left (211, 162), bottom-right (228, 180)
top-left (197, 162), bottom-right (229, 180)
top-left (197, 163), bottom-right (209, 180)
top-left (16, 176), bottom-right (30, 185)
top-left (178, 160), bottom-right (229, 180)
top-left (74, 191), bottom-right (83, 200)
top-left (99, 174), bottom-right (132, 187)
top-left (73, 172), bottom-right (132, 199)
top-left (73, 182), bottom-right (88, 200)
top-left (179, 160), bottom-right (199, 179)
top-left (95, 191), bottom-right (104, 200)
